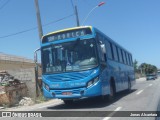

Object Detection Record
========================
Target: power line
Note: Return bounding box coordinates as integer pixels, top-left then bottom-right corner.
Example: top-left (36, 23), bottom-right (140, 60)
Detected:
top-left (43, 14), bottom-right (74, 27)
top-left (0, 27), bottom-right (37, 39)
top-left (0, 13), bottom-right (74, 39)
top-left (0, 0), bottom-right (10, 11)
top-left (70, 0), bottom-right (74, 11)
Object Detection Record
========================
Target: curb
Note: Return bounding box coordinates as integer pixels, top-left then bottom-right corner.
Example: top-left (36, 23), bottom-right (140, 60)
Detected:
top-left (1, 99), bottom-right (61, 111)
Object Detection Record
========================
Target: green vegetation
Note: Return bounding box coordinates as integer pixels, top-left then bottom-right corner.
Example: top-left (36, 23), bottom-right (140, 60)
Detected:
top-left (139, 63), bottom-right (157, 74)
top-left (35, 93), bottom-right (49, 104)
top-left (133, 60), bottom-right (158, 78)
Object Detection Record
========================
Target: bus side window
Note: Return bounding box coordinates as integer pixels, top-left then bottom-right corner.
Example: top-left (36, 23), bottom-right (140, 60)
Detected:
top-left (122, 50), bottom-right (127, 64)
top-left (118, 47), bottom-right (123, 63)
top-left (116, 46), bottom-right (120, 62)
top-left (126, 53), bottom-right (130, 66)
top-left (125, 52), bottom-right (129, 65)
top-left (121, 49), bottom-right (124, 64)
top-left (129, 54), bottom-right (133, 66)
top-left (112, 44), bottom-right (118, 61)
top-left (106, 40), bottom-right (113, 60)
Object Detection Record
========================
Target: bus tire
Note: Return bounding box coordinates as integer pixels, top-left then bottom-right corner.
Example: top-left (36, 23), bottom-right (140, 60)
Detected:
top-left (128, 78), bottom-right (131, 92)
top-left (108, 79), bottom-right (116, 101)
top-left (63, 100), bottom-right (73, 105)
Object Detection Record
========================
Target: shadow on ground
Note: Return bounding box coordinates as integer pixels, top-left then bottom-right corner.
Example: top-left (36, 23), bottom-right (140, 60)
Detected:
top-left (47, 89), bottom-right (137, 110)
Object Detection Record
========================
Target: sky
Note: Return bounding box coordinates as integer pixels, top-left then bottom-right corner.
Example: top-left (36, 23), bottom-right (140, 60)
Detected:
top-left (0, 0), bottom-right (160, 68)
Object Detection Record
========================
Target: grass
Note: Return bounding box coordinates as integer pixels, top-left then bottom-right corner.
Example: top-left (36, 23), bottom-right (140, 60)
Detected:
top-left (35, 93), bottom-right (49, 104)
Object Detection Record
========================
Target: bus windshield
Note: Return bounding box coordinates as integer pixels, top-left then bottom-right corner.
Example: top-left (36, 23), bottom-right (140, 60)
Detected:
top-left (42, 38), bottom-right (98, 74)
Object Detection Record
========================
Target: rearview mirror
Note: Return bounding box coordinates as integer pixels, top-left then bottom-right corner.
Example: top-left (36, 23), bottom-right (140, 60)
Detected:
top-left (100, 44), bottom-right (107, 62)
top-left (100, 44), bottom-right (106, 54)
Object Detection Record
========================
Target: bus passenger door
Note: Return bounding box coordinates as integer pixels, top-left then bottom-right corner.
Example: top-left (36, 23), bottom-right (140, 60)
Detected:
top-left (96, 34), bottom-right (108, 95)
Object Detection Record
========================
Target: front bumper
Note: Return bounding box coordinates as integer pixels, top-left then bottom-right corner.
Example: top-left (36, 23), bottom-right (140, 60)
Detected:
top-left (43, 81), bottom-right (102, 100)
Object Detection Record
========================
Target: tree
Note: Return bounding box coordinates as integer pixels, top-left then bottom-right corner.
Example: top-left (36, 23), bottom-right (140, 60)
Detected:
top-left (133, 59), bottom-right (138, 72)
top-left (139, 63), bottom-right (157, 74)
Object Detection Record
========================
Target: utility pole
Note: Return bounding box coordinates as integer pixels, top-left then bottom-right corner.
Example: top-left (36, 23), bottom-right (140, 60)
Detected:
top-left (34, 0), bottom-right (43, 40)
top-left (34, 0), bottom-right (43, 97)
top-left (71, 0), bottom-right (80, 26)
top-left (75, 5), bottom-right (80, 26)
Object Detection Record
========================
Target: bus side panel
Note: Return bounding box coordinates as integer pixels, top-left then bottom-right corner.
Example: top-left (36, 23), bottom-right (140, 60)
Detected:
top-left (100, 68), bottom-right (110, 96)
top-left (107, 60), bottom-right (135, 93)
top-left (107, 60), bottom-right (122, 92)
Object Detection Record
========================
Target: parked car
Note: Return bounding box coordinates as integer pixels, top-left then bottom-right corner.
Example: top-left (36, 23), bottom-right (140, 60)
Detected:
top-left (146, 74), bottom-right (156, 80)
top-left (155, 73), bottom-right (158, 79)
top-left (157, 71), bottom-right (160, 77)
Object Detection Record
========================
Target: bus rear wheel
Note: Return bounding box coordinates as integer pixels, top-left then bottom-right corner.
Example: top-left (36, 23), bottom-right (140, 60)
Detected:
top-left (63, 100), bottom-right (74, 105)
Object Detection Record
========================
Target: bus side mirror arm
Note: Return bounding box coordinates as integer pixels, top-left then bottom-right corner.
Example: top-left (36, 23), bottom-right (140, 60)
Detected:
top-left (34, 48), bottom-right (41, 67)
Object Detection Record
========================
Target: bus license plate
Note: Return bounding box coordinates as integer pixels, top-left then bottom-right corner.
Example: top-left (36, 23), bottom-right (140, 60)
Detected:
top-left (62, 92), bottom-right (72, 95)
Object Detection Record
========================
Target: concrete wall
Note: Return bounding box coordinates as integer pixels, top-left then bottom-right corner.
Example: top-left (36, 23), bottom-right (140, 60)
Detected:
top-left (8, 68), bottom-right (36, 99)
top-left (0, 60), bottom-right (34, 70)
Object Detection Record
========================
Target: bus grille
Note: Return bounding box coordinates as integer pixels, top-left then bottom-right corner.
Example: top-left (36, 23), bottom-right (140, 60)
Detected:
top-left (46, 71), bottom-right (91, 82)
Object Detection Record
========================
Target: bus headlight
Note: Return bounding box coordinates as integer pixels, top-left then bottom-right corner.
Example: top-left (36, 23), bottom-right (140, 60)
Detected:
top-left (45, 84), bottom-right (50, 91)
top-left (87, 81), bottom-right (93, 87)
top-left (93, 77), bottom-right (99, 84)
top-left (42, 82), bottom-right (45, 87)
top-left (43, 82), bottom-right (50, 91)
top-left (87, 76), bottom-right (99, 88)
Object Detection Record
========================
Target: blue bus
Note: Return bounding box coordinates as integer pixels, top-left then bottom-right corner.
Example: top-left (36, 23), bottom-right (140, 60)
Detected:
top-left (35, 26), bottom-right (135, 104)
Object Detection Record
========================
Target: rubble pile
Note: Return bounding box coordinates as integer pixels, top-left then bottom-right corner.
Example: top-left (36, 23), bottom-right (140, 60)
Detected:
top-left (0, 71), bottom-right (21, 86)
top-left (19, 97), bottom-right (34, 106)
top-left (0, 71), bottom-right (28, 107)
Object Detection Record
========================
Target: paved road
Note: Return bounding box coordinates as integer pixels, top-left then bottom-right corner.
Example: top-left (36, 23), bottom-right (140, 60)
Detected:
top-left (1, 77), bottom-right (160, 120)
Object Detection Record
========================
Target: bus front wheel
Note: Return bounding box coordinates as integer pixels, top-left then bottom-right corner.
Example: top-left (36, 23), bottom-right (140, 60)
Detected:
top-left (108, 81), bottom-right (116, 101)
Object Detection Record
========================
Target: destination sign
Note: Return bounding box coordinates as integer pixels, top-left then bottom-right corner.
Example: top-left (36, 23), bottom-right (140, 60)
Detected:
top-left (42, 28), bottom-right (92, 43)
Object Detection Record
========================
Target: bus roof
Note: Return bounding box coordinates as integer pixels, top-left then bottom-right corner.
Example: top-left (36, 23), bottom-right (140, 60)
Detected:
top-left (41, 25), bottom-right (132, 55)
